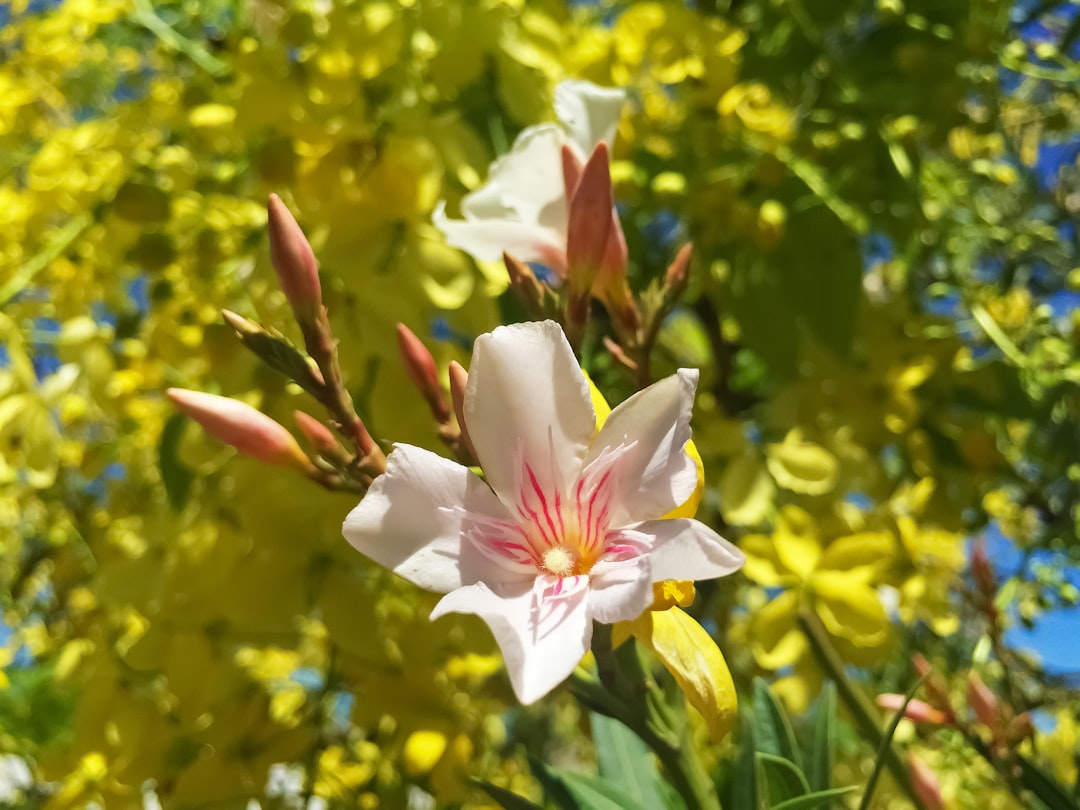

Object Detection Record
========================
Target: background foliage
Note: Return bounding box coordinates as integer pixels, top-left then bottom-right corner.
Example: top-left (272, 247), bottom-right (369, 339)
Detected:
top-left (1, 0), bottom-right (1079, 807)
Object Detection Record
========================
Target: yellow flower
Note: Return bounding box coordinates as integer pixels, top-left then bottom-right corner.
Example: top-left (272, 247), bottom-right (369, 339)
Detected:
top-left (743, 506), bottom-right (895, 670)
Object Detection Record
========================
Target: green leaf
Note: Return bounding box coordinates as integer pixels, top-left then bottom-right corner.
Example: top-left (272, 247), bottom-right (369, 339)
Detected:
top-left (768, 201), bottom-right (863, 361)
top-left (752, 679), bottom-right (803, 770)
top-left (857, 675), bottom-right (925, 810)
top-left (757, 752), bottom-right (811, 805)
top-left (555, 770), bottom-right (652, 810)
top-left (474, 780), bottom-right (545, 810)
top-left (528, 756), bottom-right (579, 810)
top-left (590, 712), bottom-right (665, 808)
top-left (727, 713), bottom-right (760, 810)
top-left (807, 684), bottom-right (836, 795)
top-left (729, 259), bottom-right (800, 379)
top-left (237, 330), bottom-right (325, 400)
top-left (770, 786), bottom-right (859, 810)
top-left (159, 414), bottom-right (195, 512)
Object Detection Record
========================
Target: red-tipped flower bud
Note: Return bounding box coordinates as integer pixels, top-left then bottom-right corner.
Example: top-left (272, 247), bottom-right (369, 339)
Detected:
top-left (167, 388), bottom-right (313, 471)
top-left (909, 755), bottom-right (946, 810)
top-left (566, 142), bottom-right (613, 299)
top-left (294, 410), bottom-right (342, 459)
top-left (967, 671), bottom-right (1002, 730)
top-left (396, 323), bottom-right (450, 423)
top-left (665, 243), bottom-right (694, 293)
top-left (267, 193), bottom-right (322, 321)
top-left (561, 143), bottom-right (583, 204)
top-left (971, 539), bottom-right (996, 597)
top-left (448, 360), bottom-right (475, 460)
top-left (875, 695), bottom-right (950, 726)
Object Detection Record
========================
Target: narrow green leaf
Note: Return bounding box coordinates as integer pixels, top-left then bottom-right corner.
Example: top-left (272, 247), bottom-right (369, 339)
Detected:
top-left (1016, 754), bottom-right (1080, 810)
top-left (752, 678), bottom-right (803, 770)
top-left (857, 675), bottom-right (926, 810)
top-left (728, 713), bottom-right (759, 810)
top-left (590, 712), bottom-right (664, 808)
top-left (474, 780), bottom-right (546, 810)
top-left (159, 414), bottom-right (195, 512)
top-left (528, 756), bottom-right (580, 810)
top-left (808, 683), bottom-right (836, 795)
top-left (770, 786), bottom-right (859, 810)
top-left (0, 213), bottom-right (94, 307)
top-left (757, 752), bottom-right (811, 804)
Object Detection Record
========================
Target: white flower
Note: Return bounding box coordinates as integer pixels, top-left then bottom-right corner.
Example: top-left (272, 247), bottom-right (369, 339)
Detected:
top-left (433, 81), bottom-right (626, 276)
top-left (343, 320), bottom-right (744, 704)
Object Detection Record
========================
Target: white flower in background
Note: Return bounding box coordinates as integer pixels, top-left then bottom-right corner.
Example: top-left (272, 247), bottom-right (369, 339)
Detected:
top-left (343, 320), bottom-right (743, 704)
top-left (433, 81), bottom-right (626, 277)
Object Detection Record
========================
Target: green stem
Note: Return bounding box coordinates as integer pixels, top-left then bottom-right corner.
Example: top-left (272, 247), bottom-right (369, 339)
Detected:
top-left (0, 213), bottom-right (93, 306)
top-left (130, 0), bottom-right (229, 77)
top-left (797, 612), bottom-right (922, 808)
top-left (585, 627), bottom-right (722, 810)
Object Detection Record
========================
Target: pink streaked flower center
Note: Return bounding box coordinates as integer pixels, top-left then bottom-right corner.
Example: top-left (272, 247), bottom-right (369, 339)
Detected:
top-left (458, 442), bottom-right (639, 578)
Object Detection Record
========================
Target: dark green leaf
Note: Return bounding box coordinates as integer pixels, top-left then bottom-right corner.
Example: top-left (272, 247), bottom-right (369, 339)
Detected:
top-left (770, 786), bottom-right (859, 810)
top-left (752, 678), bottom-right (803, 770)
top-left (552, 769), bottom-right (652, 810)
top-left (238, 330), bottom-right (325, 400)
top-left (727, 713), bottom-right (760, 810)
top-left (768, 201), bottom-right (863, 361)
top-left (807, 683), bottom-right (836, 794)
top-left (159, 413), bottom-right (195, 512)
top-left (757, 752), bottom-right (811, 805)
top-left (590, 712), bottom-right (665, 808)
top-left (474, 780), bottom-right (545, 810)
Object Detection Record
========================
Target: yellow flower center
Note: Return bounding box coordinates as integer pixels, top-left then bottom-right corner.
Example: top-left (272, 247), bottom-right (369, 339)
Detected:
top-left (542, 546), bottom-right (577, 577)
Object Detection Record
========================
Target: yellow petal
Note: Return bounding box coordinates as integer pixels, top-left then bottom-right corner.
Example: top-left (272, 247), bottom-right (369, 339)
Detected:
top-left (773, 524), bottom-right (821, 582)
top-left (741, 534), bottom-right (790, 587)
top-left (766, 429), bottom-right (839, 495)
top-left (630, 607), bottom-right (737, 743)
top-left (664, 439), bottom-right (704, 519)
top-left (818, 532), bottom-right (895, 582)
top-left (812, 573), bottom-right (891, 647)
top-left (751, 590), bottom-right (806, 669)
top-left (718, 450), bottom-right (775, 526)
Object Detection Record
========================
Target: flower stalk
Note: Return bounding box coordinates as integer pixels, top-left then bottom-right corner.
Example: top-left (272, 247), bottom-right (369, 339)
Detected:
top-left (578, 626), bottom-right (723, 810)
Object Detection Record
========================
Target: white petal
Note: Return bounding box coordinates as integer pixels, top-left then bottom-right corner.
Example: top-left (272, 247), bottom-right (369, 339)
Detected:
top-left (464, 320), bottom-right (596, 511)
top-left (554, 80), bottom-right (627, 155)
top-left (433, 201), bottom-right (566, 268)
top-left (587, 368), bottom-right (700, 526)
top-left (587, 557), bottom-right (653, 624)
top-left (342, 444), bottom-right (531, 593)
top-left (637, 518), bottom-right (746, 583)
top-left (431, 577), bottom-right (592, 704)
top-left (466, 124), bottom-right (569, 230)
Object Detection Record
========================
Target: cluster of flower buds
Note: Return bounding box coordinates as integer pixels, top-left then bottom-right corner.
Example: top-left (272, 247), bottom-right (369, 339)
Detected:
top-left (168, 195), bottom-right (386, 493)
top-left (394, 323), bottom-right (476, 466)
top-left (502, 141), bottom-right (694, 386)
top-left (874, 651), bottom-right (1040, 807)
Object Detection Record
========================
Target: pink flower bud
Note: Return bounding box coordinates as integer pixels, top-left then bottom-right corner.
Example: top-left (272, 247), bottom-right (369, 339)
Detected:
top-left (448, 360), bottom-right (476, 460)
top-left (167, 388), bottom-right (312, 471)
top-left (267, 193), bottom-right (322, 321)
top-left (909, 755), bottom-right (946, 810)
top-left (665, 243), bottom-right (694, 293)
top-left (967, 671), bottom-right (1002, 730)
top-left (971, 539), bottom-right (996, 596)
top-left (875, 695), bottom-right (950, 725)
top-left (397, 323), bottom-right (450, 423)
top-left (294, 410), bottom-right (341, 459)
top-left (561, 143), bottom-right (583, 204)
top-left (566, 143), bottom-right (613, 299)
